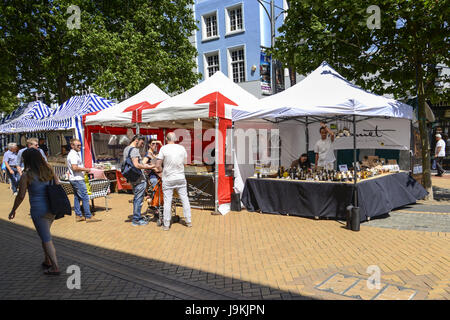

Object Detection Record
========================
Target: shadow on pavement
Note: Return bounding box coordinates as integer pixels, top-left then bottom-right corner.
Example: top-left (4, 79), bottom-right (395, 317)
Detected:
top-left (0, 219), bottom-right (315, 300)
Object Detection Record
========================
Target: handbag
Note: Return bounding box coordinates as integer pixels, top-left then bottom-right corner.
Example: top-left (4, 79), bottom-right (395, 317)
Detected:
top-left (121, 147), bottom-right (142, 183)
top-left (47, 179), bottom-right (72, 220)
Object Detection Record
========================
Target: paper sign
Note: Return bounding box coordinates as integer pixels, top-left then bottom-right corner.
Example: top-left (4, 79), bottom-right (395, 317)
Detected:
top-left (339, 164), bottom-right (348, 172)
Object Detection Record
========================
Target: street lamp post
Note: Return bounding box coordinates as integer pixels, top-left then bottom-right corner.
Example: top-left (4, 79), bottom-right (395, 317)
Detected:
top-left (258, 0), bottom-right (287, 95)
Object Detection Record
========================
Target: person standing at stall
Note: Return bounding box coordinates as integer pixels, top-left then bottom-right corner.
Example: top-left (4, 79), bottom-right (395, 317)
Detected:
top-left (17, 138), bottom-right (47, 176)
top-left (155, 132), bottom-right (192, 231)
top-left (123, 135), bottom-right (156, 226)
top-left (143, 139), bottom-right (162, 189)
top-left (435, 133), bottom-right (446, 177)
top-left (3, 143), bottom-right (20, 196)
top-left (314, 122), bottom-right (335, 171)
top-left (67, 139), bottom-right (100, 223)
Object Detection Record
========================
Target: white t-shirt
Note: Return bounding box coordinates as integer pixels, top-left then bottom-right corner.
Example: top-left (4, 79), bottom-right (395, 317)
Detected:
top-left (436, 139), bottom-right (446, 157)
top-left (314, 137), bottom-right (336, 167)
top-left (67, 149), bottom-right (85, 181)
top-left (157, 144), bottom-right (187, 182)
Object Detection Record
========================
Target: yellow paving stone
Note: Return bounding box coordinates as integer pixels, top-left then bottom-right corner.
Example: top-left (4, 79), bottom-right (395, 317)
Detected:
top-left (1, 181), bottom-right (448, 300)
top-left (374, 285), bottom-right (417, 300)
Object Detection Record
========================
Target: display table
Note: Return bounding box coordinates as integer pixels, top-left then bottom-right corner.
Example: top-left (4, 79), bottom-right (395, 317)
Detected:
top-left (60, 179), bottom-right (111, 212)
top-left (185, 173), bottom-right (215, 210)
top-left (241, 172), bottom-right (427, 222)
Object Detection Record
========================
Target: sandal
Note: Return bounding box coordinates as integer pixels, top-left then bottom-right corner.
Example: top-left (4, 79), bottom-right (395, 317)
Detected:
top-left (44, 268), bottom-right (61, 276)
top-left (42, 262), bottom-right (52, 269)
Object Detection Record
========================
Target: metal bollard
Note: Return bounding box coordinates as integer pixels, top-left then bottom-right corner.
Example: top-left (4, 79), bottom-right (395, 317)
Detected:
top-left (346, 205), bottom-right (354, 230)
top-left (351, 207), bottom-right (360, 231)
top-left (231, 192), bottom-right (241, 212)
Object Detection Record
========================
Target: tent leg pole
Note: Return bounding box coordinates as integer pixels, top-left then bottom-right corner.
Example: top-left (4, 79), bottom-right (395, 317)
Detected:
top-left (214, 117), bottom-right (219, 213)
top-left (305, 116), bottom-right (309, 155)
top-left (353, 115), bottom-right (358, 207)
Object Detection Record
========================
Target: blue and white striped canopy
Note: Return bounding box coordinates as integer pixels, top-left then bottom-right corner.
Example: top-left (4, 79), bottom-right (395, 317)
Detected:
top-left (0, 101), bottom-right (52, 132)
top-left (1, 94), bottom-right (115, 133)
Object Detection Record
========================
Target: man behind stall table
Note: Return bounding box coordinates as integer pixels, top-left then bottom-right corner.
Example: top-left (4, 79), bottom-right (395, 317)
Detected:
top-left (39, 138), bottom-right (49, 157)
top-left (291, 153), bottom-right (311, 170)
top-left (314, 122), bottom-right (335, 171)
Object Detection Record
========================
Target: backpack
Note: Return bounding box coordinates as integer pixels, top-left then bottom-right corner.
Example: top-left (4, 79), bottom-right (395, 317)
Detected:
top-left (121, 147), bottom-right (142, 183)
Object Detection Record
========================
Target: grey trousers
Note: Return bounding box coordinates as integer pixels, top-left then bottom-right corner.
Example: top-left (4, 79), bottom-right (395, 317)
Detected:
top-left (162, 179), bottom-right (191, 227)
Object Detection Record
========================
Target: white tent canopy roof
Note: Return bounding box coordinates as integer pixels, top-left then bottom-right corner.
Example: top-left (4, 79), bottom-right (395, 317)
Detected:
top-left (140, 71), bottom-right (260, 124)
top-left (84, 83), bottom-right (170, 126)
top-left (233, 61), bottom-right (414, 122)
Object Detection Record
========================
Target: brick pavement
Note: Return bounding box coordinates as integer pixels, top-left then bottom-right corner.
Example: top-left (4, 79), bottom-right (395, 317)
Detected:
top-left (0, 177), bottom-right (449, 300)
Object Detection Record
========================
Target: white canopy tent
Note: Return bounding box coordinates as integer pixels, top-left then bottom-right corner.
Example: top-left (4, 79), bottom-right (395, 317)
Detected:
top-left (232, 62), bottom-right (415, 207)
top-left (84, 83), bottom-right (170, 127)
top-left (137, 71), bottom-right (260, 212)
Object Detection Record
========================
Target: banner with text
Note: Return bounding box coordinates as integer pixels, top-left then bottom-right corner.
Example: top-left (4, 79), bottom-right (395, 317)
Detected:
top-left (307, 118), bottom-right (411, 151)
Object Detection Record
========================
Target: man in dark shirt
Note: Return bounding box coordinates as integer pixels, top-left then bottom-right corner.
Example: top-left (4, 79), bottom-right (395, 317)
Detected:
top-left (39, 138), bottom-right (49, 156)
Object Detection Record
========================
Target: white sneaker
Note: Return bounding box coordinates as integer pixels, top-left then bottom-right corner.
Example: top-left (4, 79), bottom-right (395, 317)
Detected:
top-left (13, 192), bottom-right (18, 196)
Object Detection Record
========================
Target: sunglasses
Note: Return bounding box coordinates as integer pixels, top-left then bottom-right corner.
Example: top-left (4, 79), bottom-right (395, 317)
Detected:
top-left (74, 144), bottom-right (82, 147)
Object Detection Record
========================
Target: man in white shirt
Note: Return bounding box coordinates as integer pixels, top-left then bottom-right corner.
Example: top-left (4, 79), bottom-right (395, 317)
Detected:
top-left (67, 139), bottom-right (100, 223)
top-left (155, 132), bottom-right (192, 231)
top-left (434, 133), bottom-right (446, 177)
top-left (314, 122), bottom-right (335, 170)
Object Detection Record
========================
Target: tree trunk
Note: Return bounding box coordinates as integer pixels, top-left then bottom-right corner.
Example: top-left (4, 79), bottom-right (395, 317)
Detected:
top-left (56, 74), bottom-right (69, 104)
top-left (289, 66), bottom-right (296, 87)
top-left (417, 64), bottom-right (433, 200)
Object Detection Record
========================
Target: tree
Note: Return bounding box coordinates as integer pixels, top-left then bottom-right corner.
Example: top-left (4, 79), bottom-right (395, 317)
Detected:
top-left (274, 0), bottom-right (450, 198)
top-left (0, 0), bottom-right (199, 112)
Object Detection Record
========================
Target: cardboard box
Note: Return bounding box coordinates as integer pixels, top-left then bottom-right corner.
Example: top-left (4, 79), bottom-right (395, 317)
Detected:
top-left (387, 159), bottom-right (397, 165)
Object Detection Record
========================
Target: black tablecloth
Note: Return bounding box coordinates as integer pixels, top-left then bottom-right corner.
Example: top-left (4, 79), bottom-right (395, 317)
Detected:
top-left (241, 172), bottom-right (427, 222)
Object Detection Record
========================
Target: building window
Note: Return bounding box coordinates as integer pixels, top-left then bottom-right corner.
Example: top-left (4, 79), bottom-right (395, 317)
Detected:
top-left (228, 6), bottom-right (243, 32)
top-left (205, 52), bottom-right (220, 78)
top-left (230, 48), bottom-right (245, 83)
top-left (203, 13), bottom-right (218, 39)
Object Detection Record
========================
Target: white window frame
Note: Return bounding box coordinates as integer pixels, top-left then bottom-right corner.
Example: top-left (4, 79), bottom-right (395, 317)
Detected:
top-left (225, 3), bottom-right (245, 36)
top-left (227, 45), bottom-right (246, 83)
top-left (204, 50), bottom-right (221, 79)
top-left (201, 10), bottom-right (219, 42)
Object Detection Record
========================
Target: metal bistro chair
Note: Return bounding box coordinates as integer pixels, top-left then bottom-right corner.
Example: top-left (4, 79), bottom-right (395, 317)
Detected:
top-left (59, 179), bottom-right (111, 212)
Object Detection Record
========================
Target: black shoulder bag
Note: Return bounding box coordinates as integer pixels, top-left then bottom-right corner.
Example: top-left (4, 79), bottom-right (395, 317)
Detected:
top-left (47, 179), bottom-right (72, 219)
top-left (121, 147), bottom-right (142, 183)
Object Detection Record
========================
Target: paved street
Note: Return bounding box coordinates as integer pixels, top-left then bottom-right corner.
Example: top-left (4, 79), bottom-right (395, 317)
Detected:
top-left (0, 176), bottom-right (449, 300)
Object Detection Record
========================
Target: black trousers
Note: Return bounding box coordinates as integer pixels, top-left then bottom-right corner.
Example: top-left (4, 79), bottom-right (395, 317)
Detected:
top-left (436, 157), bottom-right (445, 175)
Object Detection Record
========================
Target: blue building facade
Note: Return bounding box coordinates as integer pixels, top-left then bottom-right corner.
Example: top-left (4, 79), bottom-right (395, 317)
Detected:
top-left (193, 0), bottom-right (287, 97)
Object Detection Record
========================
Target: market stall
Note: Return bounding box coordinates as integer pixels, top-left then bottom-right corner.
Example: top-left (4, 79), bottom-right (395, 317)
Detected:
top-left (137, 71), bottom-right (260, 213)
top-left (233, 62), bottom-right (427, 221)
top-left (0, 100), bottom-right (53, 150)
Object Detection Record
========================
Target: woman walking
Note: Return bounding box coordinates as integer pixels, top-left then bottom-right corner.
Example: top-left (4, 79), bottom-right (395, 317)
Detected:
top-left (8, 148), bottom-right (60, 275)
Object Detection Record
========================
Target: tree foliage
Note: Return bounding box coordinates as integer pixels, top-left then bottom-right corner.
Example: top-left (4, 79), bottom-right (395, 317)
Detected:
top-left (275, 0), bottom-right (449, 101)
top-left (275, 0), bottom-right (449, 197)
top-left (0, 0), bottom-right (200, 112)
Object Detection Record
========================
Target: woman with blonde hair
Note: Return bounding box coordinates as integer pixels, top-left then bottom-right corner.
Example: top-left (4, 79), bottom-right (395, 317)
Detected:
top-left (8, 148), bottom-right (60, 275)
